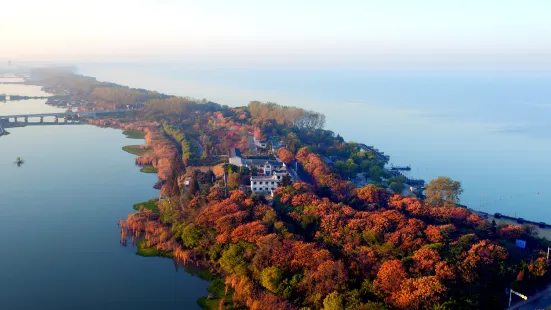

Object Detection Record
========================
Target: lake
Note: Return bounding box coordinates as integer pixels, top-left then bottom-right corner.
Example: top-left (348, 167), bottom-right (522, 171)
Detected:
top-left (0, 97), bottom-right (209, 310)
top-left (79, 64), bottom-right (551, 223)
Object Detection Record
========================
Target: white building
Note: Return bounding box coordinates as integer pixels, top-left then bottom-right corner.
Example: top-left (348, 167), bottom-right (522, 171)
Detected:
top-left (243, 158), bottom-right (285, 175)
top-left (254, 137), bottom-right (267, 149)
top-left (229, 148), bottom-right (243, 166)
top-left (250, 167), bottom-right (289, 194)
top-left (251, 174), bottom-right (281, 194)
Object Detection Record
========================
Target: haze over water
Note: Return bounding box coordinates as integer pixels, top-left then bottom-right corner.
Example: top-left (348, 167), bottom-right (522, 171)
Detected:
top-left (80, 64), bottom-right (551, 222)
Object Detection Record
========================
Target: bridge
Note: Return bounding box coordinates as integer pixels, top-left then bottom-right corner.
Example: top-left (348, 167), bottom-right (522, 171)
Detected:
top-left (0, 81), bottom-right (26, 85)
top-left (0, 109), bottom-right (130, 126)
top-left (0, 94), bottom-right (51, 101)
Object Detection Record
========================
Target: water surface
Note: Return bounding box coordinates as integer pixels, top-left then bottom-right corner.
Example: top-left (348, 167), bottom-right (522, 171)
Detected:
top-left (0, 98), bottom-right (209, 310)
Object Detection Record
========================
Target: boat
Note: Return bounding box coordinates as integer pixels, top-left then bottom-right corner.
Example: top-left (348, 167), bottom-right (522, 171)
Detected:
top-left (15, 157), bottom-right (24, 166)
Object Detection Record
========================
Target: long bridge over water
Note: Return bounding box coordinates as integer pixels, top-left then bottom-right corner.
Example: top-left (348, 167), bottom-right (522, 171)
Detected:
top-left (0, 110), bottom-right (130, 131)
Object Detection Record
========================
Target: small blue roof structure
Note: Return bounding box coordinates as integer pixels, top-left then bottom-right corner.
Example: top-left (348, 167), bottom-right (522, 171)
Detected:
top-left (229, 148), bottom-right (242, 158)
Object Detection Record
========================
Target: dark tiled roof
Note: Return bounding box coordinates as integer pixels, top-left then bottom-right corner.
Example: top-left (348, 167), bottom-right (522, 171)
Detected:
top-left (244, 159), bottom-right (284, 167)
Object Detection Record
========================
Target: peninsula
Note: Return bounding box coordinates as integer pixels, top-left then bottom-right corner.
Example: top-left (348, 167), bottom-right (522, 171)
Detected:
top-left (14, 68), bottom-right (551, 309)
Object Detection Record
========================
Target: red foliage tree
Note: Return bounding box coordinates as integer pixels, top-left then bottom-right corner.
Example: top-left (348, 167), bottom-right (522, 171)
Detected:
top-left (375, 259), bottom-right (408, 298)
top-left (528, 257), bottom-right (548, 277)
top-left (231, 221), bottom-right (268, 243)
top-left (392, 276), bottom-right (446, 310)
top-left (276, 147), bottom-right (295, 165)
top-left (461, 240), bottom-right (508, 282)
top-left (357, 184), bottom-right (388, 204)
top-left (411, 247), bottom-right (441, 275)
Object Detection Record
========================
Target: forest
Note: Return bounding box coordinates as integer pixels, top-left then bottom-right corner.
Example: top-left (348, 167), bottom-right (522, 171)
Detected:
top-left (120, 149), bottom-right (551, 309)
top-left (45, 72), bottom-right (551, 309)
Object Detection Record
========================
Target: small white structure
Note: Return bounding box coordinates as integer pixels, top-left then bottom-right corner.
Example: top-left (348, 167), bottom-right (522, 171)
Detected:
top-left (229, 148), bottom-right (243, 166)
top-left (254, 137), bottom-right (267, 149)
top-left (183, 177), bottom-right (192, 188)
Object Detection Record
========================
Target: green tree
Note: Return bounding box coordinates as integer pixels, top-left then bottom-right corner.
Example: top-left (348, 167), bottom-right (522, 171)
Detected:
top-left (219, 243), bottom-right (252, 276)
top-left (390, 182), bottom-right (405, 193)
top-left (334, 160), bottom-right (346, 175)
top-left (323, 291), bottom-right (344, 310)
top-left (181, 224), bottom-right (202, 249)
top-left (360, 160), bottom-right (371, 172)
top-left (260, 266), bottom-right (283, 293)
top-left (425, 176), bottom-right (463, 207)
top-left (369, 166), bottom-right (383, 182)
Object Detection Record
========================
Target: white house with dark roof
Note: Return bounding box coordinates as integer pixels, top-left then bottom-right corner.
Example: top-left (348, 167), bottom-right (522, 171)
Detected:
top-left (250, 175), bottom-right (281, 194)
top-left (250, 165), bottom-right (290, 194)
top-left (228, 147), bottom-right (292, 194)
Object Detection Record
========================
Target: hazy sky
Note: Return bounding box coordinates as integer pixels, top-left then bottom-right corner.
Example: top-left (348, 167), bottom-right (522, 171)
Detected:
top-left (2, 0), bottom-right (551, 68)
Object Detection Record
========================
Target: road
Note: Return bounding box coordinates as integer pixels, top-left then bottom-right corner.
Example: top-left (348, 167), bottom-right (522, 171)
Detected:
top-left (507, 286), bottom-right (551, 310)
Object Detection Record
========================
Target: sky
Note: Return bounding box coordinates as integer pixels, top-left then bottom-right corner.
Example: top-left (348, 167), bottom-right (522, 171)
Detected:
top-left (1, 0), bottom-right (551, 69)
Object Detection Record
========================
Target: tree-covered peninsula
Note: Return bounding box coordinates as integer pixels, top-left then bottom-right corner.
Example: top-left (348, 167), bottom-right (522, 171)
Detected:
top-left (35, 69), bottom-right (551, 310)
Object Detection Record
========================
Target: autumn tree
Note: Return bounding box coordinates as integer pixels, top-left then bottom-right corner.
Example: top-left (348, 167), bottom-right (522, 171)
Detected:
top-left (393, 276), bottom-right (446, 309)
top-left (276, 147), bottom-right (295, 164)
top-left (425, 176), bottom-right (463, 207)
top-left (375, 259), bottom-right (408, 298)
top-left (357, 184), bottom-right (388, 204)
top-left (228, 172), bottom-right (241, 189)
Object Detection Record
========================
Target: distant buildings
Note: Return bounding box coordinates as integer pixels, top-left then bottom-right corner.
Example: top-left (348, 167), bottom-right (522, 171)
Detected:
top-left (228, 147), bottom-right (291, 195)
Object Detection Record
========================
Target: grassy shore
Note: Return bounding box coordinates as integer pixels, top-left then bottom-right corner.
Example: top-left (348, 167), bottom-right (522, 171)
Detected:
top-left (197, 271), bottom-right (239, 310)
top-left (133, 199), bottom-right (159, 213)
top-left (122, 145), bottom-right (150, 156)
top-left (123, 130), bottom-right (145, 139)
top-left (140, 165), bottom-right (158, 173)
top-left (136, 239), bottom-right (173, 257)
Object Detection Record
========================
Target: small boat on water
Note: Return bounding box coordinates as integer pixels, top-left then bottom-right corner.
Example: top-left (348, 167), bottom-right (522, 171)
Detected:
top-left (14, 157), bottom-right (24, 166)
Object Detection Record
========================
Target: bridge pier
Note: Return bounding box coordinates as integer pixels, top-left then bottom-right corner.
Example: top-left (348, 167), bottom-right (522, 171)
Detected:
top-left (14, 117), bottom-right (18, 123)
top-left (40, 116), bottom-right (43, 123)
top-left (24, 117), bottom-right (28, 123)
top-left (54, 116), bottom-right (58, 123)
top-left (64, 117), bottom-right (67, 124)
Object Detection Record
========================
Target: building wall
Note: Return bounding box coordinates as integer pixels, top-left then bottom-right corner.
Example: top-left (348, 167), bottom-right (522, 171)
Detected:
top-left (229, 156), bottom-right (242, 167)
top-left (250, 176), bottom-right (280, 194)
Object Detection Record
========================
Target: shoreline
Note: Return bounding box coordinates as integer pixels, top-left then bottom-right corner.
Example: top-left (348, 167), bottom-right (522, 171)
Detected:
top-left (11, 76), bottom-right (547, 228)
top-left (10, 76), bottom-right (551, 233)
top-left (11, 70), bottom-right (551, 309)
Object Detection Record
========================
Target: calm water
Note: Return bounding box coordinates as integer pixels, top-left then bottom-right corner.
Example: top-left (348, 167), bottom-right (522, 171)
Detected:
top-left (0, 99), bottom-right (208, 309)
top-left (80, 64), bottom-right (551, 222)
top-left (0, 84), bottom-right (51, 96)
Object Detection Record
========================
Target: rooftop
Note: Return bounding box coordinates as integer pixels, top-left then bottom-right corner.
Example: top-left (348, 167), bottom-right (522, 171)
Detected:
top-left (244, 159), bottom-right (284, 167)
top-left (251, 175), bottom-right (278, 181)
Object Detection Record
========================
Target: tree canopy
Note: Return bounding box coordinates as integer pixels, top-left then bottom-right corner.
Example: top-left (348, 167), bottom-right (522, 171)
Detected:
top-left (425, 176), bottom-right (463, 207)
